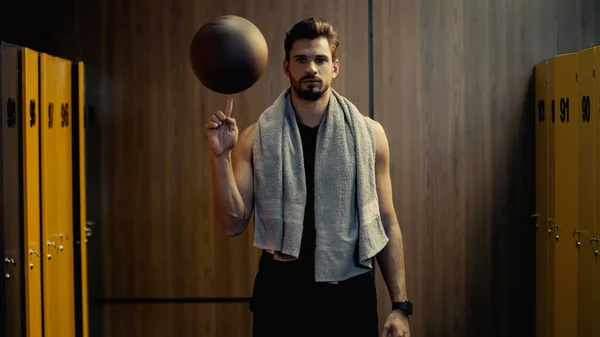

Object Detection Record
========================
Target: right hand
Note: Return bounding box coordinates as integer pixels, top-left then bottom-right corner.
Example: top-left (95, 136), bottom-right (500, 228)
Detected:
top-left (205, 96), bottom-right (238, 157)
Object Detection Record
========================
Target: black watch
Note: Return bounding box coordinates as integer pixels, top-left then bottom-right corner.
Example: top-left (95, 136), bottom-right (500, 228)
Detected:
top-left (392, 301), bottom-right (413, 316)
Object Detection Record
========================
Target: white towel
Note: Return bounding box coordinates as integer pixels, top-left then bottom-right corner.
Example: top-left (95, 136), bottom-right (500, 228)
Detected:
top-left (252, 87), bottom-right (389, 282)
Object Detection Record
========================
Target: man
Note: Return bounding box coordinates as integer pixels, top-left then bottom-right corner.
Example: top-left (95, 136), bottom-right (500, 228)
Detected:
top-left (205, 18), bottom-right (411, 337)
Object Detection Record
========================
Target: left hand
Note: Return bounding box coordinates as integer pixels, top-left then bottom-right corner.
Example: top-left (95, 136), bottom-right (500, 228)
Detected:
top-left (381, 310), bottom-right (410, 337)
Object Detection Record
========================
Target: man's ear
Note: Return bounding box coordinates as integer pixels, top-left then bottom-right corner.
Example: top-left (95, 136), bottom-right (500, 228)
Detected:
top-left (283, 59), bottom-right (290, 78)
top-left (332, 58), bottom-right (340, 79)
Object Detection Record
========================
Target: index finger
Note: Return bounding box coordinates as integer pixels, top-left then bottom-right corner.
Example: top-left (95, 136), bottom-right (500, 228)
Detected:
top-left (224, 95), bottom-right (234, 117)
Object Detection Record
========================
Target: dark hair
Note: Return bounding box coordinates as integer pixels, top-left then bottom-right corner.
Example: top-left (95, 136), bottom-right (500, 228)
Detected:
top-left (284, 18), bottom-right (340, 61)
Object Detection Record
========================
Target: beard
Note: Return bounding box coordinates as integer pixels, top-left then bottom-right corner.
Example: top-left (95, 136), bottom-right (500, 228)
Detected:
top-left (290, 75), bottom-right (330, 101)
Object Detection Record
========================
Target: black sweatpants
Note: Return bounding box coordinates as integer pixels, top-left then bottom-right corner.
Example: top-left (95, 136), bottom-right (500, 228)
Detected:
top-left (249, 251), bottom-right (380, 337)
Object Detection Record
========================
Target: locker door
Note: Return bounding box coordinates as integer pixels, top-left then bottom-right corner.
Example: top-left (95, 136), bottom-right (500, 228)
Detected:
top-left (577, 46), bottom-right (596, 337)
top-left (83, 65), bottom-right (103, 337)
top-left (72, 61), bottom-right (89, 337)
top-left (40, 53), bottom-right (75, 337)
top-left (547, 56), bottom-right (557, 337)
top-left (22, 47), bottom-right (43, 337)
top-left (594, 46), bottom-right (600, 337)
top-left (0, 40), bottom-right (4, 337)
top-left (535, 60), bottom-right (550, 337)
top-left (55, 57), bottom-right (75, 337)
top-left (1, 41), bottom-right (25, 337)
top-left (551, 52), bottom-right (579, 337)
top-left (40, 51), bottom-right (59, 337)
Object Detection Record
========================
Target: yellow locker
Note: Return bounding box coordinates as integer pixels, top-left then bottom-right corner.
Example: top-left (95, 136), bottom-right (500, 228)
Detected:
top-left (551, 52), bottom-right (579, 337)
top-left (73, 61), bottom-right (90, 337)
top-left (578, 46), bottom-right (596, 337)
top-left (594, 46), bottom-right (600, 337)
top-left (22, 47), bottom-right (43, 337)
top-left (546, 56), bottom-right (557, 337)
top-left (1, 41), bottom-right (25, 337)
top-left (40, 52), bottom-right (75, 337)
top-left (535, 59), bottom-right (550, 337)
top-left (57, 58), bottom-right (75, 337)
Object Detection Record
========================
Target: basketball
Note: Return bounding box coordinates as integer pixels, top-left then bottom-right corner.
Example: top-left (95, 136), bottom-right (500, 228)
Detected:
top-left (189, 15), bottom-right (269, 95)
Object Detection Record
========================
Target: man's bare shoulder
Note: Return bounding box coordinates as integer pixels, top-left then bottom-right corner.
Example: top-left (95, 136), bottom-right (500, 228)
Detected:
top-left (366, 117), bottom-right (385, 136)
top-left (239, 122), bottom-right (257, 141)
top-left (365, 117), bottom-right (389, 159)
top-left (234, 123), bottom-right (257, 160)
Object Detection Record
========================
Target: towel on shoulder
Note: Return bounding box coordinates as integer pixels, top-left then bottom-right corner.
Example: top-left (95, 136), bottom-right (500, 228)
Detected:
top-left (252, 87), bottom-right (389, 282)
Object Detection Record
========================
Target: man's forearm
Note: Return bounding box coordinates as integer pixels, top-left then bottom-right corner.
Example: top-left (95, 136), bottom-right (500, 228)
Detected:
top-left (210, 152), bottom-right (248, 235)
top-left (376, 218), bottom-right (409, 303)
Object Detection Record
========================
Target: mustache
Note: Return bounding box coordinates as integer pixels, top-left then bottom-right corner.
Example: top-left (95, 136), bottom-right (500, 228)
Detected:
top-left (301, 76), bottom-right (321, 82)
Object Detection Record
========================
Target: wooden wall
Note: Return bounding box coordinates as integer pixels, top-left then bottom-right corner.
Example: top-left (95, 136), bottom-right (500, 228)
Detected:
top-left (2, 0), bottom-right (600, 336)
top-left (93, 1), bottom-right (369, 336)
top-left (372, 1), bottom-right (600, 337)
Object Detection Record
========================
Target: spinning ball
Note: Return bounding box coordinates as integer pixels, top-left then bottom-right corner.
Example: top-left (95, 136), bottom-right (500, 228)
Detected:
top-left (189, 15), bottom-right (269, 94)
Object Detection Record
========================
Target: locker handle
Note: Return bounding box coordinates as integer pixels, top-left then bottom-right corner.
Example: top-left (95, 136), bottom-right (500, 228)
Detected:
top-left (86, 221), bottom-right (94, 237)
top-left (548, 219), bottom-right (559, 240)
top-left (545, 218), bottom-right (553, 234)
top-left (47, 241), bottom-right (56, 260)
top-left (573, 229), bottom-right (582, 247)
top-left (58, 233), bottom-right (68, 251)
top-left (29, 250), bottom-right (39, 270)
top-left (4, 258), bottom-right (15, 279)
top-left (532, 213), bottom-right (540, 228)
top-left (590, 237), bottom-right (599, 257)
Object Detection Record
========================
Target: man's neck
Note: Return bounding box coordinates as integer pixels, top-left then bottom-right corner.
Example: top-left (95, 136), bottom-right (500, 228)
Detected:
top-left (290, 89), bottom-right (331, 127)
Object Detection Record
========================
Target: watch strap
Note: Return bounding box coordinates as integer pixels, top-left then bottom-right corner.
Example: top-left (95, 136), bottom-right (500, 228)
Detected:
top-left (392, 301), bottom-right (413, 316)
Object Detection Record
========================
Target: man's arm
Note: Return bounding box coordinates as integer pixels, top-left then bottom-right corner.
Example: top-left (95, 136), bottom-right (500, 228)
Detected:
top-left (211, 123), bottom-right (256, 237)
top-left (370, 119), bottom-right (409, 304)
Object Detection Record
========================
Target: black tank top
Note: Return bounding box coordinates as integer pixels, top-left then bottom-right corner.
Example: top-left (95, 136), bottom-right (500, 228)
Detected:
top-left (251, 121), bottom-right (374, 310)
top-left (255, 121), bottom-right (319, 284)
top-left (297, 122), bottom-right (318, 275)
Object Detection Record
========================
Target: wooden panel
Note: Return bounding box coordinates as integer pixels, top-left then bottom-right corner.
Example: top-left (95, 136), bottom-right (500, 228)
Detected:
top-left (40, 53), bottom-right (75, 337)
top-left (577, 46), bottom-right (595, 337)
top-left (22, 47), bottom-right (43, 337)
top-left (370, 0), bottom-right (423, 331)
top-left (102, 303), bottom-right (252, 337)
top-left (97, 0), bottom-right (369, 300)
top-left (1, 41), bottom-right (24, 337)
top-left (535, 59), bottom-right (549, 337)
top-left (371, 0), bottom-right (600, 336)
top-left (552, 52), bottom-right (579, 337)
